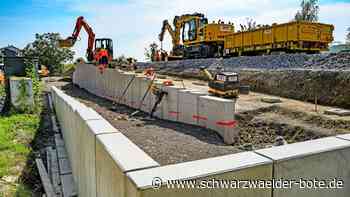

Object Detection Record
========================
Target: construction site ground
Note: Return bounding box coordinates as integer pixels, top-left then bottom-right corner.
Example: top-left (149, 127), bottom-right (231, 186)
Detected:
top-left (46, 76), bottom-right (350, 166)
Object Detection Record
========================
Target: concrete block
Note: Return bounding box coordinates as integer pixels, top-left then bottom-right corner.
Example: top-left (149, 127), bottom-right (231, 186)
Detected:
top-left (123, 73), bottom-right (136, 107)
top-left (255, 137), bottom-right (350, 197)
top-left (324, 108), bottom-right (350, 116)
top-left (56, 146), bottom-right (68, 159)
top-left (97, 69), bottom-right (107, 98)
top-left (178, 90), bottom-right (207, 125)
top-left (59, 158), bottom-right (72, 175)
top-left (149, 81), bottom-right (165, 118)
top-left (139, 77), bottom-right (153, 112)
top-left (129, 75), bottom-right (143, 109)
top-left (117, 73), bottom-right (128, 105)
top-left (71, 117), bottom-right (119, 197)
top-left (104, 68), bottom-right (118, 100)
top-left (337, 134), bottom-right (350, 141)
top-left (85, 119), bottom-right (119, 135)
top-left (95, 133), bottom-right (159, 197)
top-left (162, 86), bottom-right (185, 121)
top-left (75, 107), bottom-right (103, 121)
top-left (198, 96), bottom-right (238, 144)
top-left (81, 64), bottom-right (93, 93)
top-left (126, 152), bottom-right (272, 197)
top-left (9, 77), bottom-right (34, 109)
top-left (75, 119), bottom-right (98, 197)
top-left (61, 174), bottom-right (78, 197)
top-left (97, 133), bottom-right (159, 172)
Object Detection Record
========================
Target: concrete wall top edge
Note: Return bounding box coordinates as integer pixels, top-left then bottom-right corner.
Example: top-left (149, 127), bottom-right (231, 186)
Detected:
top-left (97, 133), bottom-right (160, 172)
top-left (86, 119), bottom-right (119, 135)
top-left (200, 95), bottom-right (236, 103)
top-left (75, 107), bottom-right (103, 121)
top-left (336, 134), bottom-right (350, 141)
top-left (126, 151), bottom-right (272, 189)
top-left (163, 86), bottom-right (185, 91)
top-left (255, 136), bottom-right (350, 162)
top-left (51, 86), bottom-right (83, 109)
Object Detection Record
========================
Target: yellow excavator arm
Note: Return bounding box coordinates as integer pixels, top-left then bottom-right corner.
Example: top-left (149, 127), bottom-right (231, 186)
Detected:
top-left (199, 67), bottom-right (214, 81)
top-left (158, 20), bottom-right (179, 48)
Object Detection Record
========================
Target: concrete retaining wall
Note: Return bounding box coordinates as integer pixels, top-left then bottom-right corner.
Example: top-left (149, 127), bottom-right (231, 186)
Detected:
top-left (51, 86), bottom-right (160, 197)
top-left (256, 136), bottom-right (350, 197)
top-left (52, 85), bottom-right (350, 197)
top-left (73, 63), bottom-right (239, 144)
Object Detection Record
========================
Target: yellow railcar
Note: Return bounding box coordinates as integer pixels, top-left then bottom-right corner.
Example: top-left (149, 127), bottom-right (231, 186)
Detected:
top-left (224, 21), bottom-right (334, 56)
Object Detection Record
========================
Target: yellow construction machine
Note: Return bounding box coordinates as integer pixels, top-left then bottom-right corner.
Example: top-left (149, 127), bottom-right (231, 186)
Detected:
top-left (157, 13), bottom-right (235, 60)
top-left (199, 67), bottom-right (239, 98)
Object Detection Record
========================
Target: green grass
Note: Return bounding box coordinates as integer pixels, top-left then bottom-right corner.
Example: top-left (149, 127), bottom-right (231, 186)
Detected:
top-left (0, 84), bottom-right (4, 99)
top-left (0, 113), bottom-right (40, 196)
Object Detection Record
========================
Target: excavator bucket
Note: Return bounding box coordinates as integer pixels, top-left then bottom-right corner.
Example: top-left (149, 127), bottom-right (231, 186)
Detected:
top-left (58, 37), bottom-right (75, 48)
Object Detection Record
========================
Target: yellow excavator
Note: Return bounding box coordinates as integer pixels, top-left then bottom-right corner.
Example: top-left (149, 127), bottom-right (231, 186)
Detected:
top-left (199, 66), bottom-right (239, 98)
top-left (157, 13), bottom-right (235, 60)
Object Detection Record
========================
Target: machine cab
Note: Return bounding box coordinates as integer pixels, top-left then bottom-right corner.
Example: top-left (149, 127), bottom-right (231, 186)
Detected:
top-left (215, 72), bottom-right (239, 83)
top-left (95, 38), bottom-right (114, 59)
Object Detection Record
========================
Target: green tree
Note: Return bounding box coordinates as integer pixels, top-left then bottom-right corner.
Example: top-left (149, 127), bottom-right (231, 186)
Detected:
top-left (113, 55), bottom-right (128, 66)
top-left (23, 33), bottom-right (74, 74)
top-left (144, 42), bottom-right (158, 61)
top-left (295, 0), bottom-right (319, 22)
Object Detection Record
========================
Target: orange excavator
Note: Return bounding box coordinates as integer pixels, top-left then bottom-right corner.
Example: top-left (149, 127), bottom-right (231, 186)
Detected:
top-left (59, 16), bottom-right (114, 73)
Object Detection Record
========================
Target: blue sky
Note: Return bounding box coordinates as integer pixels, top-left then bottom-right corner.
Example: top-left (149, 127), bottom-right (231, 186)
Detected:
top-left (1, 0), bottom-right (349, 61)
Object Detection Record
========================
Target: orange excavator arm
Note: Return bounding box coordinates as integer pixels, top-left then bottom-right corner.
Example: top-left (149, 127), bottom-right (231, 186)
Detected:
top-left (59, 16), bottom-right (96, 61)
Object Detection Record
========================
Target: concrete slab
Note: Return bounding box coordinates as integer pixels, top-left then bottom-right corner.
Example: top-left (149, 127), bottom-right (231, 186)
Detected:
top-left (61, 174), bottom-right (78, 197)
top-left (123, 73), bottom-right (136, 107)
top-left (75, 107), bottom-right (103, 121)
top-left (256, 137), bottom-right (350, 197)
top-left (107, 69), bottom-right (121, 102)
top-left (255, 136), bottom-right (350, 162)
top-left (336, 134), bottom-right (350, 141)
top-left (150, 81), bottom-right (164, 118)
top-left (198, 96), bottom-right (238, 144)
top-left (127, 152), bottom-right (272, 189)
top-left (59, 158), bottom-right (72, 175)
top-left (85, 119), bottom-right (119, 135)
top-left (139, 77), bottom-right (153, 112)
top-left (162, 86), bottom-right (185, 122)
top-left (261, 97), bottom-right (282, 103)
top-left (178, 90), bottom-right (207, 125)
top-left (55, 134), bottom-right (65, 147)
top-left (56, 146), bottom-right (68, 159)
top-left (96, 69), bottom-right (105, 97)
top-left (96, 140), bottom-right (126, 197)
top-left (9, 77), bottom-right (34, 109)
top-left (130, 76), bottom-right (143, 109)
top-left (324, 108), bottom-right (350, 116)
top-left (97, 133), bottom-right (159, 172)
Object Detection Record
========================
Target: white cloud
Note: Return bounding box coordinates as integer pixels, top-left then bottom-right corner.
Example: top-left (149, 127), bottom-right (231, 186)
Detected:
top-left (66, 0), bottom-right (350, 61)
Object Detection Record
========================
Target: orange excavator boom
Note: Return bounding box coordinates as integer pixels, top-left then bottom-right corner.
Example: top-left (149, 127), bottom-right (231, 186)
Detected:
top-left (59, 16), bottom-right (96, 61)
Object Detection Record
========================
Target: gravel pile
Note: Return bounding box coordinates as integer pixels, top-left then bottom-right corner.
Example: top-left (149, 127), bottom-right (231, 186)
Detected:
top-left (136, 54), bottom-right (317, 72)
top-left (303, 52), bottom-right (350, 70)
top-left (138, 52), bottom-right (350, 71)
